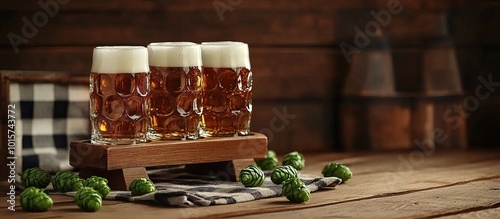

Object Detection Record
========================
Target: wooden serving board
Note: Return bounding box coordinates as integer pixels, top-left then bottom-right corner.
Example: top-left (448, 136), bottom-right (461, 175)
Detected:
top-left (69, 133), bottom-right (268, 190)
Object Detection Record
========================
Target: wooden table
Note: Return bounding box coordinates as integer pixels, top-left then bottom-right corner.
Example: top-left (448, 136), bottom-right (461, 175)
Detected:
top-left (2, 150), bottom-right (499, 218)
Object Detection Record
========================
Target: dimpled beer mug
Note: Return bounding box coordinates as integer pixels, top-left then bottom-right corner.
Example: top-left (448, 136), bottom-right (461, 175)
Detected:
top-left (147, 42), bottom-right (203, 140)
top-left (89, 46), bottom-right (150, 145)
top-left (201, 41), bottom-right (252, 136)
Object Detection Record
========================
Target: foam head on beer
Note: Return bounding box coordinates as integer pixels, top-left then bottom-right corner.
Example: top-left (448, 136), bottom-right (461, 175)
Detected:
top-left (201, 41), bottom-right (251, 68)
top-left (91, 46), bottom-right (149, 74)
top-left (148, 42), bottom-right (202, 67)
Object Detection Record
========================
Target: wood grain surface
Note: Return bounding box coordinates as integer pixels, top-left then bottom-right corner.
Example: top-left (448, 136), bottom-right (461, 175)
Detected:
top-left (70, 133), bottom-right (267, 170)
top-left (1, 150), bottom-right (499, 218)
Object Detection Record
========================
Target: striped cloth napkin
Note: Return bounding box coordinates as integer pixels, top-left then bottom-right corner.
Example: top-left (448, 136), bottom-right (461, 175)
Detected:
top-left (66, 167), bottom-right (342, 207)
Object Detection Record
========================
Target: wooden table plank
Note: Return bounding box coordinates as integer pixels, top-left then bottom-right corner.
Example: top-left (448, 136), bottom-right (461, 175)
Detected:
top-left (435, 207), bottom-right (500, 219)
top-left (169, 159), bottom-right (500, 219)
top-left (236, 178), bottom-right (500, 219)
top-left (300, 150), bottom-right (500, 175)
top-left (1, 151), bottom-right (499, 218)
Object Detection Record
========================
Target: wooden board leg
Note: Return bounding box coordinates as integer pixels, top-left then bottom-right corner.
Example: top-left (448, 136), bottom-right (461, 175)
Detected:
top-left (231, 159), bottom-right (258, 182)
top-left (185, 158), bottom-right (255, 181)
top-left (79, 167), bottom-right (148, 191)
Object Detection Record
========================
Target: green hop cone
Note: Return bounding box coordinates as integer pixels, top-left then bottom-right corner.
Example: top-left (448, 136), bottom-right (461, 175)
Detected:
top-left (271, 165), bottom-right (298, 185)
top-left (20, 187), bottom-right (53, 212)
top-left (281, 178), bottom-right (305, 197)
top-left (52, 171), bottom-right (84, 192)
top-left (84, 176), bottom-right (110, 198)
top-left (282, 151), bottom-right (305, 170)
top-left (266, 150), bottom-right (278, 159)
top-left (20, 187), bottom-right (41, 199)
top-left (75, 187), bottom-right (96, 201)
top-left (285, 187), bottom-right (311, 203)
top-left (256, 157), bottom-right (279, 170)
top-left (85, 176), bottom-right (108, 184)
top-left (281, 178), bottom-right (311, 203)
top-left (22, 167), bottom-right (51, 189)
top-left (20, 187), bottom-right (42, 210)
top-left (75, 187), bottom-right (102, 212)
top-left (256, 150), bottom-right (279, 170)
top-left (322, 162), bottom-right (352, 182)
top-left (129, 178), bottom-right (156, 196)
top-left (239, 165), bottom-right (265, 187)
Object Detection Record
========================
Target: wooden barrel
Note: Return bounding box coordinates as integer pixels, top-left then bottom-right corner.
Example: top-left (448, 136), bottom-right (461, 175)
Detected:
top-left (340, 37), bottom-right (467, 151)
top-left (340, 96), bottom-right (411, 150)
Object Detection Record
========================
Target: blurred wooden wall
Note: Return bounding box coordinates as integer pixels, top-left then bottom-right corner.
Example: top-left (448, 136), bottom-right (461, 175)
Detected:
top-left (1, 0), bottom-right (499, 153)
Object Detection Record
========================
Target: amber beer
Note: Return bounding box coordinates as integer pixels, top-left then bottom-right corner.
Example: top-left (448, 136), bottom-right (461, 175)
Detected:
top-left (147, 42), bottom-right (203, 140)
top-left (201, 41), bottom-right (252, 136)
top-left (89, 46), bottom-right (150, 144)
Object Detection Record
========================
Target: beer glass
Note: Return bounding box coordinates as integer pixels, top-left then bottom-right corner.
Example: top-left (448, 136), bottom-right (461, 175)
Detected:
top-left (89, 46), bottom-right (150, 144)
top-left (147, 42), bottom-right (203, 140)
top-left (200, 41), bottom-right (252, 136)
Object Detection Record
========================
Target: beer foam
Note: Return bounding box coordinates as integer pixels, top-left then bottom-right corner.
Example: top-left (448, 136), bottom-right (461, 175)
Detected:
top-left (148, 42), bottom-right (202, 67)
top-left (201, 41), bottom-right (251, 68)
top-left (91, 46), bottom-right (149, 74)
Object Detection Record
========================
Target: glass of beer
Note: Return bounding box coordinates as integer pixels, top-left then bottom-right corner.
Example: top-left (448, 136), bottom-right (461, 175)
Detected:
top-left (200, 41), bottom-right (252, 136)
top-left (89, 46), bottom-right (150, 145)
top-left (147, 42), bottom-right (203, 140)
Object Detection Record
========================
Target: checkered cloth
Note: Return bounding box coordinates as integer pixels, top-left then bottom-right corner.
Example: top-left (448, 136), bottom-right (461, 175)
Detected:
top-left (63, 168), bottom-right (342, 207)
top-left (15, 166), bottom-right (341, 207)
top-left (9, 83), bottom-right (90, 173)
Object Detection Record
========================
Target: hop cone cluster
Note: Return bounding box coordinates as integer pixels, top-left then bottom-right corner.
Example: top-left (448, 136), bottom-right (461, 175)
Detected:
top-left (281, 178), bottom-right (304, 197)
top-left (22, 167), bottom-right (51, 189)
top-left (271, 165), bottom-right (298, 185)
top-left (240, 150), bottom-right (327, 204)
top-left (129, 178), bottom-right (156, 196)
top-left (75, 187), bottom-right (102, 212)
top-left (84, 176), bottom-right (110, 198)
top-left (20, 187), bottom-right (53, 212)
top-left (284, 185), bottom-right (310, 203)
top-left (239, 165), bottom-right (265, 187)
top-left (52, 171), bottom-right (84, 192)
top-left (283, 151), bottom-right (305, 170)
top-left (255, 150), bottom-right (279, 170)
top-left (322, 162), bottom-right (352, 182)
top-left (282, 178), bottom-right (310, 202)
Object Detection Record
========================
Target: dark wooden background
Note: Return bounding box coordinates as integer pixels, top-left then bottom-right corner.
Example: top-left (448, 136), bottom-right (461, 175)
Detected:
top-left (1, 0), bottom-right (499, 153)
